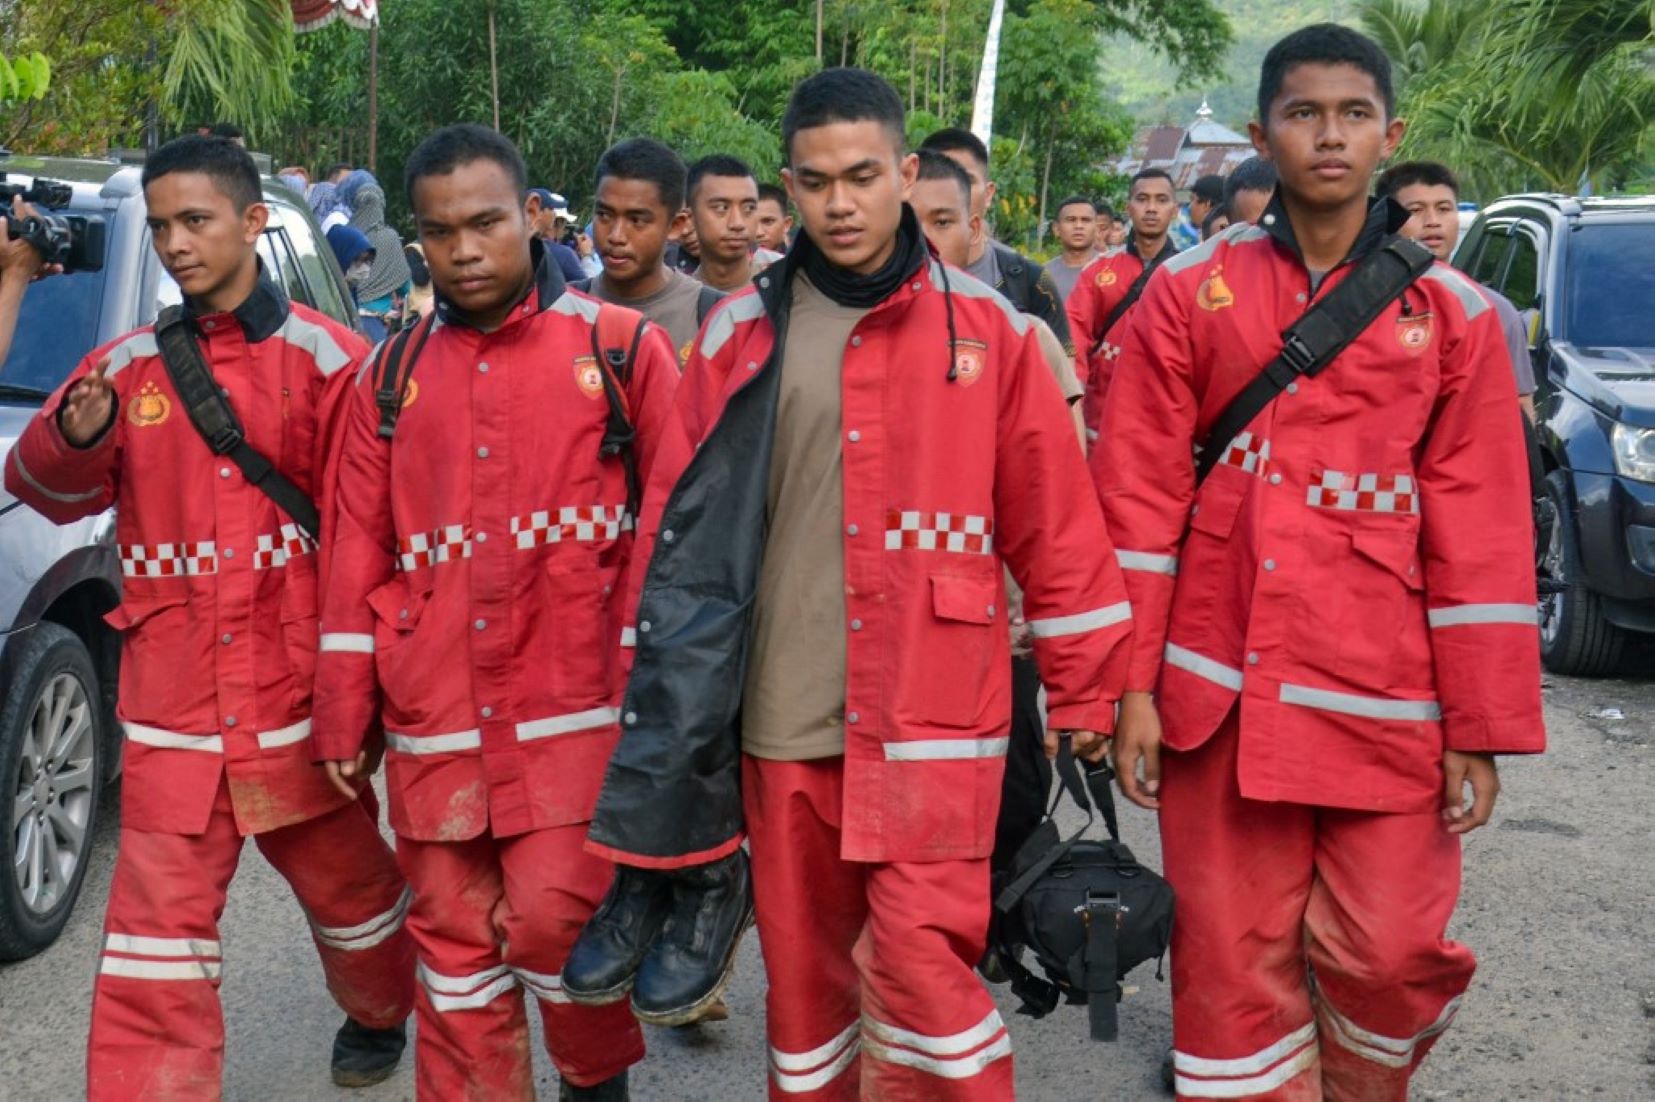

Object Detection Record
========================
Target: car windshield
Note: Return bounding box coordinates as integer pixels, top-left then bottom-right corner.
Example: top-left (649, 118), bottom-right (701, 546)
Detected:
top-left (1564, 222), bottom-right (1655, 352)
top-left (0, 262), bottom-right (106, 400)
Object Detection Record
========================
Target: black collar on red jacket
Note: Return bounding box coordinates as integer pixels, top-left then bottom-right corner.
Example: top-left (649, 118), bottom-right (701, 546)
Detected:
top-left (181, 262), bottom-right (289, 342)
top-left (434, 236), bottom-right (568, 330)
top-left (1256, 189), bottom-right (1412, 271)
top-left (1124, 232), bottom-right (1178, 264)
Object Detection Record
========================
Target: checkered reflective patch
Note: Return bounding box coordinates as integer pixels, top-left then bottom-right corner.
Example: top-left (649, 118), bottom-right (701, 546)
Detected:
top-left (253, 523), bottom-right (317, 570)
top-left (1100, 341), bottom-right (1122, 362)
top-left (510, 505), bottom-right (634, 551)
top-left (119, 541), bottom-right (218, 578)
top-left (1308, 470), bottom-right (1419, 514)
top-left (1219, 432), bottom-right (1271, 476)
top-left (398, 524), bottom-right (473, 572)
top-left (884, 510), bottom-right (994, 555)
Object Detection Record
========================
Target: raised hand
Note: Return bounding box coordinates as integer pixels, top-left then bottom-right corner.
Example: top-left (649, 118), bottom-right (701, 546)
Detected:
top-left (61, 357), bottom-right (116, 446)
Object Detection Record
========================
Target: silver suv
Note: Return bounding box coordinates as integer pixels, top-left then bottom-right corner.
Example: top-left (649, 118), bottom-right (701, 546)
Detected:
top-left (0, 153), bottom-right (358, 959)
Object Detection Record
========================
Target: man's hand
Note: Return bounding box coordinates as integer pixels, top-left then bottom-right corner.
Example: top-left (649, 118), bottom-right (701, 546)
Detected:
top-left (322, 743), bottom-right (384, 799)
top-left (61, 357), bottom-right (115, 446)
top-left (1, 198), bottom-right (60, 283)
top-left (1010, 613), bottom-right (1033, 658)
top-left (1045, 728), bottom-right (1108, 763)
top-left (1112, 690), bottom-right (1162, 810)
top-left (1442, 750), bottom-right (1499, 834)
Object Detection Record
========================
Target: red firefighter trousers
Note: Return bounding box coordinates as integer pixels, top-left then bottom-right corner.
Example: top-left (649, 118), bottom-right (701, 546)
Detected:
top-left (1160, 713), bottom-right (1475, 1100)
top-left (87, 778), bottom-right (414, 1101)
top-left (395, 823), bottom-right (644, 1100)
top-left (743, 756), bottom-right (1015, 1101)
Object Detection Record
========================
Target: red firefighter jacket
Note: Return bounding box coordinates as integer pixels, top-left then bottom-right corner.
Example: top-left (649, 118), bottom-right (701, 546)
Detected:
top-left (1065, 236), bottom-right (1179, 444)
top-left (587, 230), bottom-right (1134, 868)
top-left (4, 277), bottom-right (366, 835)
top-left (312, 248), bottom-right (678, 842)
top-left (1092, 197), bottom-right (1545, 814)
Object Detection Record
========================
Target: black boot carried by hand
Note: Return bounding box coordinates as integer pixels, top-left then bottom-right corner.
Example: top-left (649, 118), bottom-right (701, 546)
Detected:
top-left (564, 865), bottom-right (674, 1005)
top-left (630, 849), bottom-right (754, 1027)
top-left (559, 1069), bottom-right (629, 1101)
top-left (331, 1016), bottom-right (407, 1088)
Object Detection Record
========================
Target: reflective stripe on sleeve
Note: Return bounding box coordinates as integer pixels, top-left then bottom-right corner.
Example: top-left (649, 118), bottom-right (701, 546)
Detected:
top-left (1426, 603), bottom-right (1537, 628)
top-left (1115, 550), bottom-right (1178, 575)
top-left (319, 632), bottom-right (376, 653)
top-left (9, 450), bottom-right (105, 504)
top-left (883, 737), bottom-right (1010, 762)
top-left (1026, 601), bottom-right (1132, 639)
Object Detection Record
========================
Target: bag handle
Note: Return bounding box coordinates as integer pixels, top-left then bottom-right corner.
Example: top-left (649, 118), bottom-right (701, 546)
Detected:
top-left (994, 737), bottom-right (1120, 917)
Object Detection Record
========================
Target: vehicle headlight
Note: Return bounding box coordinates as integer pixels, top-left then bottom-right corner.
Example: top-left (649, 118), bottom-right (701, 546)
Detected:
top-left (1611, 424), bottom-right (1655, 482)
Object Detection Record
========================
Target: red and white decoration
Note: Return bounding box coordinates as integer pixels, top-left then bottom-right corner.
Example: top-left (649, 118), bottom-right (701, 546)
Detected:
top-left (291, 0), bottom-right (378, 33)
top-left (120, 542), bottom-right (218, 578)
top-left (1307, 470), bottom-right (1420, 514)
top-left (885, 510), bottom-right (995, 555)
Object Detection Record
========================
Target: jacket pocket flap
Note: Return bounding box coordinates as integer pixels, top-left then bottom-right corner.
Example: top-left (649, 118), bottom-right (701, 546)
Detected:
top-left (367, 581), bottom-right (428, 631)
top-left (103, 591), bottom-right (188, 632)
top-left (1350, 526), bottom-right (1423, 589)
top-left (1189, 474), bottom-right (1247, 539)
top-left (932, 573), bottom-right (998, 624)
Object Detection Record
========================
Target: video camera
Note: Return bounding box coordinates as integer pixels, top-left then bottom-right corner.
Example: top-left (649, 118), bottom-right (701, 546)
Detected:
top-left (0, 174), bottom-right (107, 273)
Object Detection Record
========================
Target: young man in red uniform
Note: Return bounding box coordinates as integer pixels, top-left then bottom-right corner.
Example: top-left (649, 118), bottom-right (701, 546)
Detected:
top-left (313, 124), bottom-right (677, 1101)
top-left (567, 68), bottom-right (1132, 1099)
top-left (4, 135), bottom-right (414, 1098)
top-left (1094, 25), bottom-right (1545, 1099)
top-left (1066, 167), bottom-right (1180, 445)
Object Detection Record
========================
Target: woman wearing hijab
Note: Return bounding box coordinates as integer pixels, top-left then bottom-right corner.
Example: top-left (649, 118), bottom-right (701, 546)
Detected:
top-left (337, 170), bottom-right (412, 342)
top-left (310, 180), bottom-right (351, 234)
top-left (326, 224), bottom-right (378, 324)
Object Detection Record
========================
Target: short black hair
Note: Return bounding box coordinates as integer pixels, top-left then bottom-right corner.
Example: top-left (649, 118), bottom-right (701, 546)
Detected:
top-left (1055, 195), bottom-right (1096, 217)
top-left (782, 68), bottom-right (906, 164)
top-left (1201, 205), bottom-right (1230, 238)
top-left (919, 127), bottom-right (990, 174)
top-left (1096, 201), bottom-right (1117, 222)
top-left (142, 135), bottom-right (262, 212)
top-left (324, 161), bottom-right (352, 179)
top-left (1191, 174), bottom-right (1225, 204)
top-left (756, 182), bottom-right (789, 210)
top-left (403, 123), bottom-right (527, 206)
top-left (914, 149), bottom-right (972, 210)
top-left (594, 137), bottom-right (686, 213)
top-left (1376, 160), bottom-right (1459, 200)
top-left (1129, 168), bottom-right (1176, 191)
top-left (1223, 156), bottom-right (1279, 204)
top-left (206, 122), bottom-right (245, 141)
top-left (687, 154), bottom-right (756, 205)
top-left (1258, 23), bottom-right (1394, 124)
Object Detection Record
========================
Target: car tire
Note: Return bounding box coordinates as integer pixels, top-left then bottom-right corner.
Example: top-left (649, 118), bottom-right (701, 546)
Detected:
top-left (0, 622), bottom-right (106, 962)
top-left (1538, 470), bottom-right (1629, 677)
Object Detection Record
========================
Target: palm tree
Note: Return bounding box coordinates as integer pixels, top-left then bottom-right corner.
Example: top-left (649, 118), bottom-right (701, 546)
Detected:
top-left (163, 0), bottom-right (298, 138)
top-left (1355, 0), bottom-right (1485, 90)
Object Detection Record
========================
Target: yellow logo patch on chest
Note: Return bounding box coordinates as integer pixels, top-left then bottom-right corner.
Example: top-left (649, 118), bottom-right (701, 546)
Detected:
top-left (127, 381), bottom-right (172, 427)
top-left (573, 355), bottom-right (605, 399)
top-left (401, 378), bottom-right (420, 409)
top-left (1196, 266), bottom-right (1234, 311)
top-left (952, 338), bottom-right (989, 387)
top-left (1396, 313), bottom-right (1434, 353)
top-left (1095, 267), bottom-right (1118, 288)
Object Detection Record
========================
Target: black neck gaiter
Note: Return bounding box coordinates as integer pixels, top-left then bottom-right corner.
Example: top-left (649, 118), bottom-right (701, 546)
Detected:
top-left (794, 203), bottom-right (929, 309)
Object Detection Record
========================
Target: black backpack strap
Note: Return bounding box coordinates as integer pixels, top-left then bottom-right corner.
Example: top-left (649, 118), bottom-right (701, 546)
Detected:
top-left (1001, 948), bottom-right (1064, 1018)
top-left (695, 283), bottom-right (726, 326)
top-left (153, 306), bottom-right (321, 541)
top-left (1081, 895), bottom-right (1123, 1041)
top-left (1090, 260), bottom-right (1160, 359)
top-left (1194, 236), bottom-right (1434, 486)
top-left (372, 314), bottom-right (433, 441)
top-left (591, 305), bottom-right (649, 521)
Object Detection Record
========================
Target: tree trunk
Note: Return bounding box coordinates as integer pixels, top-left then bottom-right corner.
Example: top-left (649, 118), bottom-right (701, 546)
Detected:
top-left (1037, 139), bottom-right (1054, 252)
top-left (816, 0), bottom-right (824, 65)
top-left (367, 21), bottom-right (379, 172)
top-left (487, 1), bottom-right (501, 132)
top-left (909, 39), bottom-right (917, 111)
top-left (607, 67), bottom-right (623, 147)
top-left (939, 0), bottom-right (948, 118)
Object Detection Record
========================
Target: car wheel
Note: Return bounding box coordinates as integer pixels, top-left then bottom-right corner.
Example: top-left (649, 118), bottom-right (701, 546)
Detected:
top-left (0, 621), bottom-right (105, 961)
top-left (1538, 470), bottom-right (1628, 677)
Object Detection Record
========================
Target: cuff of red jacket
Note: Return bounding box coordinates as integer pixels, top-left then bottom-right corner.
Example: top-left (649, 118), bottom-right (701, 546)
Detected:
top-left (1047, 699), bottom-right (1118, 737)
top-left (16, 408), bottom-right (114, 491)
top-left (1444, 713), bottom-right (1547, 754)
top-left (310, 715), bottom-right (373, 762)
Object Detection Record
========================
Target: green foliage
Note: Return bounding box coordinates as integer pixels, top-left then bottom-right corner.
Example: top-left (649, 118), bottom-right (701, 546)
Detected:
top-left (0, 52), bottom-right (52, 103)
top-left (164, 0), bottom-right (298, 142)
top-left (0, 0), bottom-right (161, 153)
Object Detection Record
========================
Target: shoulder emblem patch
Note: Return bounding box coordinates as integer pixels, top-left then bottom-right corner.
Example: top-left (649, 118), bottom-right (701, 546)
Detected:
top-left (1094, 267), bottom-right (1118, 288)
top-left (952, 338), bottom-right (988, 387)
top-left (1397, 313), bottom-right (1434, 353)
top-left (402, 378), bottom-right (420, 409)
top-left (573, 355), bottom-right (605, 399)
top-left (1196, 265), bottom-right (1234, 312)
top-left (127, 381), bottom-right (171, 427)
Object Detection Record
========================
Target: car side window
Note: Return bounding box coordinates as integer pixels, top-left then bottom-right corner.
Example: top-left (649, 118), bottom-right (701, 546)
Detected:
top-left (280, 212), bottom-right (352, 326)
top-left (1500, 226), bottom-right (1542, 312)
top-left (1468, 225), bottom-right (1513, 286)
top-left (260, 229), bottom-right (312, 309)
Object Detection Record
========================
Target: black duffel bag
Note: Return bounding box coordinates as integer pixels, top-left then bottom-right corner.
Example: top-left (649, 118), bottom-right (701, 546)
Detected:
top-left (990, 737), bottom-right (1174, 1042)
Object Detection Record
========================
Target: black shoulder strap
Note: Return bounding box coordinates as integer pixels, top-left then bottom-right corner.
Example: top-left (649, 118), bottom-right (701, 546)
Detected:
top-left (153, 306), bottom-right (321, 541)
top-left (1194, 236), bottom-right (1434, 486)
top-left (1090, 256), bottom-right (1161, 359)
top-left (372, 315), bottom-right (434, 441)
top-left (695, 283), bottom-right (725, 326)
top-left (591, 305), bottom-right (649, 521)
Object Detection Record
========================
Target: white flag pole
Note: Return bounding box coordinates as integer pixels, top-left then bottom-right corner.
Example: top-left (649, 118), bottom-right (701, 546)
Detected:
top-left (970, 0), bottom-right (1007, 147)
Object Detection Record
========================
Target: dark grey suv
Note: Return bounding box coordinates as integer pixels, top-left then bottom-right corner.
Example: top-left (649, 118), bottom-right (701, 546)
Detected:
top-left (0, 153), bottom-right (357, 959)
top-left (1456, 194), bottom-right (1655, 675)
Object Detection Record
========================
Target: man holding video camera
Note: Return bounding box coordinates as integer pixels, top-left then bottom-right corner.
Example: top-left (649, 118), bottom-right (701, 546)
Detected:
top-left (0, 195), bottom-right (58, 366)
